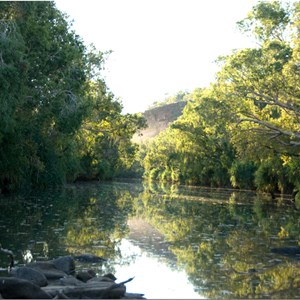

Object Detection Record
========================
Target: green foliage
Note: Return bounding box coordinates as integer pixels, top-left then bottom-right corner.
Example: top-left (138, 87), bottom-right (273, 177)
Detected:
top-left (76, 81), bottom-right (147, 180)
top-left (0, 1), bottom-right (146, 192)
top-left (137, 1), bottom-right (300, 197)
top-left (230, 161), bottom-right (257, 190)
top-left (2, 0), bottom-right (300, 197)
top-left (141, 88), bottom-right (234, 187)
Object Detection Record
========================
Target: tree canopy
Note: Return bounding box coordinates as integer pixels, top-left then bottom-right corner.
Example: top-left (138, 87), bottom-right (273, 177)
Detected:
top-left (0, 1), bottom-right (145, 192)
top-left (2, 0), bottom-right (300, 197)
top-left (137, 1), bottom-right (300, 196)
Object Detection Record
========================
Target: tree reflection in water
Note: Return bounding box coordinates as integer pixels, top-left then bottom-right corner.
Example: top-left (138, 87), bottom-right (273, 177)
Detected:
top-left (0, 181), bottom-right (300, 298)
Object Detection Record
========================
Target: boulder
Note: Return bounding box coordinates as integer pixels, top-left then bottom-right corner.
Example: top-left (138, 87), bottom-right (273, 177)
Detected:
top-left (104, 273), bottom-right (117, 281)
top-left (26, 261), bottom-right (67, 280)
top-left (103, 285), bottom-right (126, 299)
top-left (76, 270), bottom-right (96, 282)
top-left (0, 277), bottom-right (51, 299)
top-left (51, 256), bottom-right (75, 275)
top-left (58, 275), bottom-right (85, 286)
top-left (0, 255), bottom-right (141, 299)
top-left (11, 266), bottom-right (48, 287)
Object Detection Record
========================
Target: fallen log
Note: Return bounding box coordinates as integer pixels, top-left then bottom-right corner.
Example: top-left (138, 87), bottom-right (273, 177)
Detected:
top-left (101, 277), bottom-right (134, 299)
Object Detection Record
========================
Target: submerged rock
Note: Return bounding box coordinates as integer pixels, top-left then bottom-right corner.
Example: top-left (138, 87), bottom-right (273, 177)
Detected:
top-left (26, 261), bottom-right (68, 280)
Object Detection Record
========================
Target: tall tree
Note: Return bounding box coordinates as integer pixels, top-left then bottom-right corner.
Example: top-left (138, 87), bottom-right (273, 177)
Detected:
top-left (215, 1), bottom-right (299, 157)
top-left (213, 1), bottom-right (300, 193)
top-left (0, 1), bottom-right (146, 191)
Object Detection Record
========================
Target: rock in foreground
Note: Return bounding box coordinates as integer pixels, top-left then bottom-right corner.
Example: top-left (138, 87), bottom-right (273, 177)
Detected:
top-left (0, 255), bottom-right (145, 299)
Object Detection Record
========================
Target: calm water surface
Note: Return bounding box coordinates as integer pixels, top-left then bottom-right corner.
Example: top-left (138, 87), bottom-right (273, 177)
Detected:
top-left (0, 181), bottom-right (300, 299)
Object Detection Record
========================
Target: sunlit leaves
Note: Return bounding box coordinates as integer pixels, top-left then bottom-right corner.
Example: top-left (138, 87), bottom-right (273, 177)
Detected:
top-left (237, 1), bottom-right (291, 42)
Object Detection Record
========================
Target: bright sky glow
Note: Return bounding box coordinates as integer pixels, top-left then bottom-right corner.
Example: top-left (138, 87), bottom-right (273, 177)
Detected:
top-left (55, 0), bottom-right (261, 113)
top-left (109, 239), bottom-right (203, 299)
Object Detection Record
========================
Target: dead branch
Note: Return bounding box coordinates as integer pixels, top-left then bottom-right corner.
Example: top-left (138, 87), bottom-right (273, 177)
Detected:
top-left (101, 277), bottom-right (135, 299)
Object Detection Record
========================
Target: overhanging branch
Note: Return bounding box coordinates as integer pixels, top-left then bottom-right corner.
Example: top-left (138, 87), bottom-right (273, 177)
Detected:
top-left (238, 114), bottom-right (300, 146)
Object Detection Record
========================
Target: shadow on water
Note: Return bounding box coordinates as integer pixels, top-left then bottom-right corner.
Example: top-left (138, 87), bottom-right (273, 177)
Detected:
top-left (0, 180), bottom-right (300, 298)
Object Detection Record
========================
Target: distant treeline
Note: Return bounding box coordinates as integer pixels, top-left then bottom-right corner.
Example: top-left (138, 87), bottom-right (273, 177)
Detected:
top-left (147, 90), bottom-right (190, 109)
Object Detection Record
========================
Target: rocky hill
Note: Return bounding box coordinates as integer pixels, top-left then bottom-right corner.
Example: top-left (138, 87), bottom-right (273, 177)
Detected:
top-left (132, 101), bottom-right (187, 143)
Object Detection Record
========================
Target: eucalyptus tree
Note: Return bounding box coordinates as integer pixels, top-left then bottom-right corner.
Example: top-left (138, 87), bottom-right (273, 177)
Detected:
top-left (0, 1), bottom-right (93, 190)
top-left (214, 1), bottom-right (300, 193)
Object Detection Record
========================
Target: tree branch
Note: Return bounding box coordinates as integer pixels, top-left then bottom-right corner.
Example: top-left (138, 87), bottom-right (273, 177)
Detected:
top-left (249, 90), bottom-right (300, 114)
top-left (238, 114), bottom-right (300, 146)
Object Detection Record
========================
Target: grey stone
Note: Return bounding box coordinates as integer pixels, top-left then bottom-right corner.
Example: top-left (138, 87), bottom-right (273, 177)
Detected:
top-left (103, 273), bottom-right (117, 281)
top-left (42, 281), bottom-right (126, 299)
top-left (76, 270), bottom-right (96, 282)
top-left (51, 256), bottom-right (75, 275)
top-left (27, 261), bottom-right (67, 280)
top-left (12, 266), bottom-right (48, 287)
top-left (0, 277), bottom-right (51, 299)
top-left (59, 275), bottom-right (85, 286)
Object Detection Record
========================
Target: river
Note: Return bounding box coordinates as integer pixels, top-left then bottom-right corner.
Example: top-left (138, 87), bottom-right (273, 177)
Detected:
top-left (0, 181), bottom-right (300, 298)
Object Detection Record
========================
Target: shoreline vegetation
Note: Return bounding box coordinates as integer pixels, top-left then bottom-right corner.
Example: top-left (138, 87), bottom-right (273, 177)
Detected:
top-left (1, 1), bottom-right (300, 202)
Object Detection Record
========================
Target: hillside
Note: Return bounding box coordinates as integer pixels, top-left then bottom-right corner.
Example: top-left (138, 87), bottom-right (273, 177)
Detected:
top-left (132, 101), bottom-right (187, 143)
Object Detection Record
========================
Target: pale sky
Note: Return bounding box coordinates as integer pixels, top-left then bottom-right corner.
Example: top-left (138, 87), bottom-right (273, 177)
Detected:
top-left (55, 0), bottom-right (261, 114)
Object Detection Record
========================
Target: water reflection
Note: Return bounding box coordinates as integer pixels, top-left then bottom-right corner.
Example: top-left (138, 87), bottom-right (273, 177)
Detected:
top-left (109, 239), bottom-right (202, 299)
top-left (0, 181), bottom-right (300, 298)
top-left (22, 249), bottom-right (33, 264)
